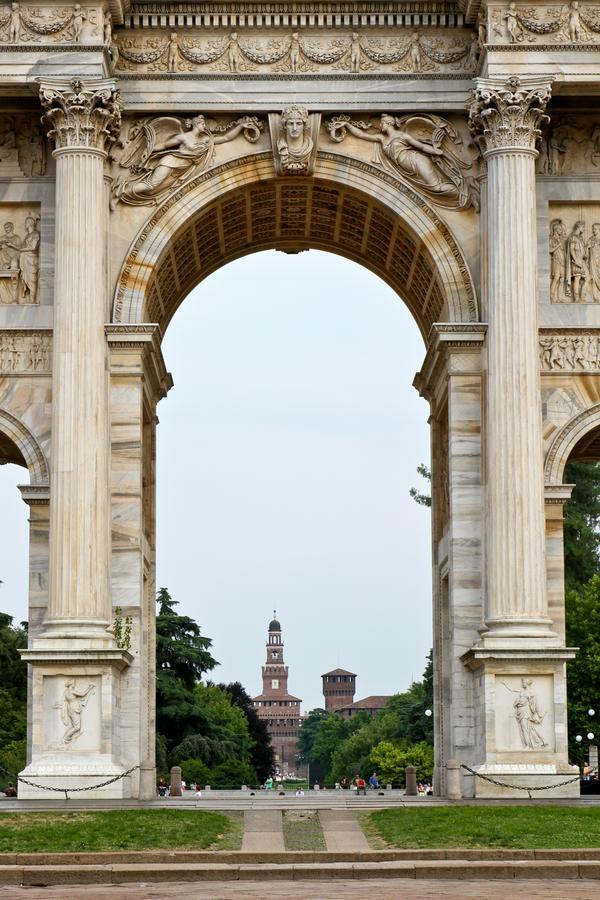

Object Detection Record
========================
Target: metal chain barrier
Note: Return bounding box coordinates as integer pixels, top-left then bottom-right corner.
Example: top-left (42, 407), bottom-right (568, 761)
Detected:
top-left (1, 763), bottom-right (140, 801)
top-left (461, 764), bottom-right (581, 800)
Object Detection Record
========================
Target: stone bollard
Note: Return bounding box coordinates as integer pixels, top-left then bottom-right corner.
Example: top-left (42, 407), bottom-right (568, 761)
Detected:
top-left (170, 766), bottom-right (182, 797)
top-left (446, 759), bottom-right (462, 800)
top-left (386, 783), bottom-right (392, 791)
top-left (139, 759), bottom-right (157, 800)
top-left (405, 766), bottom-right (417, 796)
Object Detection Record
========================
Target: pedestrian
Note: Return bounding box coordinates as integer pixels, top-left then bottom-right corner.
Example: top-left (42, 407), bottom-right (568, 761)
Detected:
top-left (340, 776), bottom-right (349, 789)
top-left (4, 783), bottom-right (16, 798)
top-left (369, 772), bottom-right (379, 790)
top-left (265, 775), bottom-right (274, 790)
top-left (354, 774), bottom-right (367, 795)
top-left (157, 777), bottom-right (168, 797)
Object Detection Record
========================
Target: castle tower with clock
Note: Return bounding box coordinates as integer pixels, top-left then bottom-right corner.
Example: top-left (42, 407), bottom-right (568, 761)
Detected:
top-left (252, 614), bottom-right (303, 776)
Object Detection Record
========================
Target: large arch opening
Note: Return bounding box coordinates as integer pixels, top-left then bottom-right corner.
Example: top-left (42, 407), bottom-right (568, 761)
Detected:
top-left (155, 248), bottom-right (432, 714)
top-left (111, 159), bottom-right (478, 787)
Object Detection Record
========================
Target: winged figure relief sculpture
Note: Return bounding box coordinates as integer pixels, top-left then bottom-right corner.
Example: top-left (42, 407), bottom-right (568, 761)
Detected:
top-left (327, 113), bottom-right (480, 211)
top-left (111, 114), bottom-right (263, 208)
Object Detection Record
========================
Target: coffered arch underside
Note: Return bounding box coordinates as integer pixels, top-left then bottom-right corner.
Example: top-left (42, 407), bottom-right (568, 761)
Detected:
top-left (113, 153), bottom-right (478, 339)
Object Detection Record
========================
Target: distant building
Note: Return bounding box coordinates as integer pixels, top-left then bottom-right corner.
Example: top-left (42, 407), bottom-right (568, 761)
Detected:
top-left (336, 695), bottom-right (392, 719)
top-left (322, 668), bottom-right (356, 712)
top-left (252, 613), bottom-right (303, 775)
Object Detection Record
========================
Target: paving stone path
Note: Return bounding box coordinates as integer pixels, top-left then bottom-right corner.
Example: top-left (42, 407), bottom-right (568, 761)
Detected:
top-left (241, 809), bottom-right (285, 852)
top-left (1, 880), bottom-right (598, 899)
top-left (318, 809), bottom-right (370, 852)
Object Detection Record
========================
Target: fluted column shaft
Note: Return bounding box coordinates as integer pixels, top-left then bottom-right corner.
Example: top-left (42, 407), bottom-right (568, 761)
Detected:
top-left (40, 79), bottom-right (121, 636)
top-left (471, 77), bottom-right (555, 641)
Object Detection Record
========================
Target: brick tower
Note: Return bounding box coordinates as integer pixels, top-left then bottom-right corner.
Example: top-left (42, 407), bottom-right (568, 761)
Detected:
top-left (322, 668), bottom-right (356, 712)
top-left (252, 613), bottom-right (303, 775)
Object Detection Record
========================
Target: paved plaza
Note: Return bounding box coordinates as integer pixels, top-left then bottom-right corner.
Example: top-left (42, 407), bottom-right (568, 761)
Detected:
top-left (0, 879), bottom-right (598, 899)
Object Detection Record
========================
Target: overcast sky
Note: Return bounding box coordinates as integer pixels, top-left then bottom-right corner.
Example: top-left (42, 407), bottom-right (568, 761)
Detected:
top-left (0, 249), bottom-right (432, 712)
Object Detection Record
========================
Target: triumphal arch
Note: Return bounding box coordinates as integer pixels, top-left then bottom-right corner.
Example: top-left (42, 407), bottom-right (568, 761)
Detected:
top-left (0, 0), bottom-right (598, 799)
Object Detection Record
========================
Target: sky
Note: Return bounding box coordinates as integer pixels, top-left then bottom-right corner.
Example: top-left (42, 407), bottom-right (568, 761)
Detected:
top-left (0, 249), bottom-right (432, 712)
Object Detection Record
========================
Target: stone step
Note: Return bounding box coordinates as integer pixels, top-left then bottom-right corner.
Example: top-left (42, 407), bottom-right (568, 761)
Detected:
top-left (1, 859), bottom-right (600, 885)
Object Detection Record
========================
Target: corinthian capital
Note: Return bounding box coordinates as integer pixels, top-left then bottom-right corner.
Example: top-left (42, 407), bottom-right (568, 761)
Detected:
top-left (40, 79), bottom-right (122, 152)
top-left (469, 76), bottom-right (551, 156)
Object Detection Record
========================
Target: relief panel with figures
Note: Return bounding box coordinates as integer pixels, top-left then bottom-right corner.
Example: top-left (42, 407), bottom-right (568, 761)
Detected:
top-left (548, 204), bottom-right (600, 304)
top-left (486, 2), bottom-right (600, 45)
top-left (0, 330), bottom-right (51, 371)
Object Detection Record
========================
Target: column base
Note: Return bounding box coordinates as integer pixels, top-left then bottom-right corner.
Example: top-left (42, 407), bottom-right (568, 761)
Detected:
top-left (18, 755), bottom-right (133, 800)
top-left (470, 764), bottom-right (580, 799)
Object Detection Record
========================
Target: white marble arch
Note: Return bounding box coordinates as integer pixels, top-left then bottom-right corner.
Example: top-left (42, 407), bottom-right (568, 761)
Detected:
top-left (0, 407), bottom-right (49, 487)
top-left (111, 153), bottom-right (479, 337)
top-left (545, 403), bottom-right (600, 486)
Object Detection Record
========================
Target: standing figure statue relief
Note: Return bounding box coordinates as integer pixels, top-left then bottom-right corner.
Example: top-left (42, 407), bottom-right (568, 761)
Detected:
top-left (111, 114), bottom-right (262, 207)
top-left (54, 679), bottom-right (95, 745)
top-left (327, 113), bottom-right (479, 210)
top-left (502, 679), bottom-right (549, 750)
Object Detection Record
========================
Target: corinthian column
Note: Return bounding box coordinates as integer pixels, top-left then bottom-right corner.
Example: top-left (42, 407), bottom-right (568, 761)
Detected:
top-left (470, 77), bottom-right (556, 643)
top-left (40, 79), bottom-right (121, 641)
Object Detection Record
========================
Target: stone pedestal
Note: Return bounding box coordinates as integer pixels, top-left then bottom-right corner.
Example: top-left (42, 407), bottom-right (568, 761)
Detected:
top-left (18, 648), bottom-right (133, 799)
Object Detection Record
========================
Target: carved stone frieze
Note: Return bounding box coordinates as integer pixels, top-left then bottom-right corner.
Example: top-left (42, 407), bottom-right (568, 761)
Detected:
top-left (0, 112), bottom-right (47, 176)
top-left (488, 2), bottom-right (600, 46)
top-left (537, 116), bottom-right (600, 175)
top-left (0, 330), bottom-right (51, 371)
top-left (326, 112), bottom-right (480, 210)
top-left (40, 78), bottom-right (121, 152)
top-left (549, 205), bottom-right (600, 304)
top-left (0, 204), bottom-right (40, 303)
top-left (110, 113), bottom-right (263, 207)
top-left (115, 28), bottom-right (481, 76)
top-left (469, 76), bottom-right (551, 154)
top-left (540, 333), bottom-right (600, 370)
top-left (270, 106), bottom-right (319, 175)
top-left (0, 2), bottom-right (103, 45)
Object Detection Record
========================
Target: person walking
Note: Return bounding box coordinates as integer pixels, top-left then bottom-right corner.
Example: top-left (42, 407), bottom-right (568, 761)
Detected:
top-left (369, 772), bottom-right (379, 790)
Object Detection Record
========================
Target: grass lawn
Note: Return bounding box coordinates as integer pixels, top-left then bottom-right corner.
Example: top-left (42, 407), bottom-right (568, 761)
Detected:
top-left (364, 807), bottom-right (600, 849)
top-left (0, 810), bottom-right (243, 853)
top-left (283, 810), bottom-right (326, 851)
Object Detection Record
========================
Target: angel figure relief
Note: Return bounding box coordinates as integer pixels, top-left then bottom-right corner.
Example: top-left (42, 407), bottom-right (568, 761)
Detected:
top-left (327, 113), bottom-right (480, 211)
top-left (111, 114), bottom-right (263, 208)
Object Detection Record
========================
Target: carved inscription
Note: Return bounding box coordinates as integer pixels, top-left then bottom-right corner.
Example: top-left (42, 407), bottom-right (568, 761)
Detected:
top-left (0, 2), bottom-right (102, 44)
top-left (0, 206), bottom-right (40, 303)
top-left (549, 207), bottom-right (600, 303)
top-left (488, 2), bottom-right (600, 45)
top-left (116, 28), bottom-right (481, 75)
top-left (0, 331), bottom-right (51, 372)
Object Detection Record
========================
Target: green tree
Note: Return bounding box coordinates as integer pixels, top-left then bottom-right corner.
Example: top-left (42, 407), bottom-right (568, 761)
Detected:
top-left (217, 682), bottom-right (275, 782)
top-left (179, 758), bottom-right (211, 787)
top-left (0, 613), bottom-right (27, 789)
top-left (297, 708), bottom-right (329, 783)
top-left (210, 759), bottom-right (258, 788)
top-left (565, 576), bottom-right (600, 763)
top-left (409, 464), bottom-right (432, 508)
top-left (155, 588), bottom-right (219, 748)
top-left (564, 462), bottom-right (600, 594)
top-left (367, 740), bottom-right (434, 785)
